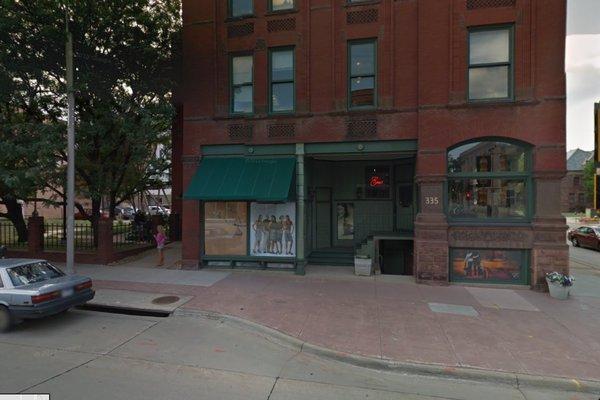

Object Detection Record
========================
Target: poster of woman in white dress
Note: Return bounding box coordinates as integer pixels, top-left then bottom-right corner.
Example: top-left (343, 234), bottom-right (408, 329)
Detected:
top-left (250, 202), bottom-right (296, 257)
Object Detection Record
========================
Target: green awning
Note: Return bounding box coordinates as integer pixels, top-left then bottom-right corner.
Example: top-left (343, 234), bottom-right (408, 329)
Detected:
top-left (184, 157), bottom-right (296, 202)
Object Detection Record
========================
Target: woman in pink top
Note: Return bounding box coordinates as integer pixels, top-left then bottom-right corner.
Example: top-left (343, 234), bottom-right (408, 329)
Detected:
top-left (154, 225), bottom-right (167, 266)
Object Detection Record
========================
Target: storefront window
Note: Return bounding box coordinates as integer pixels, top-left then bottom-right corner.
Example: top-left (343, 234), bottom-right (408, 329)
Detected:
top-left (250, 202), bottom-right (296, 257)
top-left (448, 179), bottom-right (526, 219)
top-left (448, 141), bottom-right (526, 173)
top-left (447, 140), bottom-right (530, 221)
top-left (451, 248), bottom-right (528, 284)
top-left (204, 202), bottom-right (248, 256)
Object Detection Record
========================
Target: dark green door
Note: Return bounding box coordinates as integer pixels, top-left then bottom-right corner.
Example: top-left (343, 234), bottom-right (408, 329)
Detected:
top-left (396, 184), bottom-right (414, 231)
top-left (315, 187), bottom-right (332, 249)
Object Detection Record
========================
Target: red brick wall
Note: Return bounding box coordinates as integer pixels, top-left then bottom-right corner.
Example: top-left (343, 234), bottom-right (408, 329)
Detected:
top-left (179, 0), bottom-right (567, 278)
top-left (181, 0), bottom-right (565, 153)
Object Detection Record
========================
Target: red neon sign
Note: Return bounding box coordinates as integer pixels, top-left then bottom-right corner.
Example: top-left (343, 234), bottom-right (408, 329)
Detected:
top-left (369, 176), bottom-right (385, 187)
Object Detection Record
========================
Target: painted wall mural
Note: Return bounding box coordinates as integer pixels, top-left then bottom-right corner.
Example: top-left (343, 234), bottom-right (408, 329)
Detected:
top-left (451, 248), bottom-right (526, 283)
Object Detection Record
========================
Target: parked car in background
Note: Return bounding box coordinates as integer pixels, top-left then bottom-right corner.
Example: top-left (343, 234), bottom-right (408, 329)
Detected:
top-left (568, 226), bottom-right (600, 251)
top-left (148, 205), bottom-right (170, 216)
top-left (0, 259), bottom-right (95, 332)
top-left (115, 206), bottom-right (135, 220)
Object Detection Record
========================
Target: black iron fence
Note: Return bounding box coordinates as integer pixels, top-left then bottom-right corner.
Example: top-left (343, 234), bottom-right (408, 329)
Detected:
top-left (44, 222), bottom-right (96, 251)
top-left (1, 219), bottom-right (168, 253)
top-left (0, 221), bottom-right (27, 249)
top-left (113, 222), bottom-right (154, 248)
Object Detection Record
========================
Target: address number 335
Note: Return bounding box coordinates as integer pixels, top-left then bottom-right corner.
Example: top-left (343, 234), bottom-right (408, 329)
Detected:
top-left (425, 196), bottom-right (440, 205)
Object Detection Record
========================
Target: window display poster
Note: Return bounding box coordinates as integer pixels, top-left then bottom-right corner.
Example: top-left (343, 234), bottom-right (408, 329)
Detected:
top-left (204, 202), bottom-right (247, 256)
top-left (451, 248), bottom-right (524, 283)
top-left (336, 203), bottom-right (354, 240)
top-left (250, 202), bottom-right (296, 257)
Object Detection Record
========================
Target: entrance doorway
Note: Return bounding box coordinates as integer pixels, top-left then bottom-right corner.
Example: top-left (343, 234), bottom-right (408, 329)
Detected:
top-left (379, 240), bottom-right (413, 275)
top-left (314, 187), bottom-right (332, 249)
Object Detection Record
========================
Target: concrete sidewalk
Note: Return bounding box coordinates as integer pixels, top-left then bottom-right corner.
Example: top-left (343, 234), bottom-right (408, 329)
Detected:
top-left (82, 246), bottom-right (600, 384)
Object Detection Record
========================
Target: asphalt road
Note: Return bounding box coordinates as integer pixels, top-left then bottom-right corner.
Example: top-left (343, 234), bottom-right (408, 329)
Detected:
top-left (568, 240), bottom-right (600, 298)
top-left (0, 309), bottom-right (596, 400)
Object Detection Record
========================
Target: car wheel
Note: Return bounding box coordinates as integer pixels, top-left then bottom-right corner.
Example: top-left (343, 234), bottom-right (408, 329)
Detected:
top-left (0, 306), bottom-right (12, 333)
top-left (572, 238), bottom-right (579, 247)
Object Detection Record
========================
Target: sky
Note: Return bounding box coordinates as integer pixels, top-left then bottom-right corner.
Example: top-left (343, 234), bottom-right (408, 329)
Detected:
top-left (566, 0), bottom-right (600, 151)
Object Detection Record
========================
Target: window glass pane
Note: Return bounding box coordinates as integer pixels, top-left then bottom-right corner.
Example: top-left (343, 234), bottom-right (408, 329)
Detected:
top-left (250, 202), bottom-right (296, 257)
top-left (365, 166), bottom-right (391, 198)
top-left (233, 85), bottom-right (253, 113)
top-left (272, 82), bottom-right (294, 112)
top-left (232, 56), bottom-right (253, 85)
top-left (448, 141), bottom-right (527, 173)
top-left (7, 262), bottom-right (64, 287)
top-left (350, 42), bottom-right (375, 76)
top-left (448, 179), bottom-right (526, 219)
top-left (452, 248), bottom-right (525, 284)
top-left (350, 77), bottom-right (374, 107)
top-left (231, 0), bottom-right (253, 17)
top-left (204, 202), bottom-right (248, 256)
top-left (271, 50), bottom-right (293, 81)
top-left (469, 29), bottom-right (510, 64)
top-left (469, 66), bottom-right (509, 100)
top-left (271, 0), bottom-right (294, 10)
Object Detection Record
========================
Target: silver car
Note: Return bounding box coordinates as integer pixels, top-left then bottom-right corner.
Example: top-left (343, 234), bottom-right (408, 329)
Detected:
top-left (0, 259), bottom-right (95, 332)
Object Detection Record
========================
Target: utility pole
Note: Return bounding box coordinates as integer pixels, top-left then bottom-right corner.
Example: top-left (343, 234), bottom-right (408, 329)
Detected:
top-left (65, 11), bottom-right (75, 274)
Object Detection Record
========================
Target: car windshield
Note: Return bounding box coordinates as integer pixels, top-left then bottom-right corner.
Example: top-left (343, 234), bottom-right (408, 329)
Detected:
top-left (594, 228), bottom-right (600, 236)
top-left (7, 262), bottom-right (65, 287)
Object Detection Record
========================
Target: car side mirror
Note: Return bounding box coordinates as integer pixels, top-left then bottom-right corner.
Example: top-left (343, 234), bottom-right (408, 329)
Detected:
top-left (0, 245), bottom-right (6, 258)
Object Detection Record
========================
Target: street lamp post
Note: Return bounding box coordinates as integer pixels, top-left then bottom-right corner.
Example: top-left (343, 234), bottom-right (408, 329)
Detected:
top-left (65, 13), bottom-right (75, 274)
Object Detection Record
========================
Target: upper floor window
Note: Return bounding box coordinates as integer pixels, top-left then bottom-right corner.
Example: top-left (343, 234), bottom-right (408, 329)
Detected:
top-left (348, 40), bottom-right (376, 109)
top-left (269, 47), bottom-right (295, 113)
top-left (468, 26), bottom-right (513, 101)
top-left (230, 0), bottom-right (253, 18)
top-left (270, 0), bottom-right (294, 11)
top-left (447, 140), bottom-right (531, 221)
top-left (231, 55), bottom-right (253, 114)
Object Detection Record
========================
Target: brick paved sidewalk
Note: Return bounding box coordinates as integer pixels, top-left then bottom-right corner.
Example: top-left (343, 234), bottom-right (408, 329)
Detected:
top-left (85, 251), bottom-right (600, 383)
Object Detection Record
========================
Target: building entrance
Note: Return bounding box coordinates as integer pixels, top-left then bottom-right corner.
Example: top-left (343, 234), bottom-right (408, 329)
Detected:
top-left (306, 156), bottom-right (416, 269)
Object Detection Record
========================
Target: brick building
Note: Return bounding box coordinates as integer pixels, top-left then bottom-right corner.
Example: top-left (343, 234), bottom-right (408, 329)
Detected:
top-left (560, 149), bottom-right (593, 213)
top-left (174, 0), bottom-right (569, 289)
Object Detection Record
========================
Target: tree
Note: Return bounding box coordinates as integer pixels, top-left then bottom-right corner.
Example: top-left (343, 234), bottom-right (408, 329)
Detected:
top-left (0, 0), bottom-right (180, 242)
top-left (0, 1), bottom-right (65, 241)
top-left (583, 159), bottom-right (595, 206)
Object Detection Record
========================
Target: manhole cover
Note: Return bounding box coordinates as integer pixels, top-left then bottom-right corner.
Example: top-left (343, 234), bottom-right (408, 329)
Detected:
top-left (152, 296), bottom-right (180, 305)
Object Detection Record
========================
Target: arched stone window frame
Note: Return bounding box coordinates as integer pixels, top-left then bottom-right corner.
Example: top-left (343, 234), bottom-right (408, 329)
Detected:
top-left (446, 137), bottom-right (533, 224)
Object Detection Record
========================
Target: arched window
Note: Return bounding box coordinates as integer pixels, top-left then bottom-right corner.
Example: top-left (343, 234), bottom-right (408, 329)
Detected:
top-left (447, 139), bottom-right (531, 221)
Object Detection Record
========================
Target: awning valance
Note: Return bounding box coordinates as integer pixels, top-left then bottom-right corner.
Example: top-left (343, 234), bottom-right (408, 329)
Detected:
top-left (183, 157), bottom-right (296, 202)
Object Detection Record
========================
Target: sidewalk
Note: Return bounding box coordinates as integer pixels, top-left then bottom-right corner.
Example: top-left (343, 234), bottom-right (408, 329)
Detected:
top-left (80, 243), bottom-right (600, 383)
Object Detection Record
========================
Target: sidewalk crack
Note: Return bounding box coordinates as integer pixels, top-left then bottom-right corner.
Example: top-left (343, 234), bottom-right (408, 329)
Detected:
top-left (266, 376), bottom-right (279, 400)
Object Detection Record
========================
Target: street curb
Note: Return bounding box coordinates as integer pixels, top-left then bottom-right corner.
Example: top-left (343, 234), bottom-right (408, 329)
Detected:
top-left (174, 308), bottom-right (600, 394)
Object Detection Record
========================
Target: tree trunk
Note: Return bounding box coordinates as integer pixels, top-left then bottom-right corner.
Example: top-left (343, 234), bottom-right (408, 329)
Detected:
top-left (2, 196), bottom-right (28, 242)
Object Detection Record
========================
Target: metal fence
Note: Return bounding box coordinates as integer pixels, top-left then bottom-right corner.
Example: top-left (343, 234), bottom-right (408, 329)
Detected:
top-left (113, 222), bottom-right (154, 248)
top-left (44, 222), bottom-right (96, 251)
top-left (0, 220), bottom-right (27, 248)
top-left (113, 220), bottom-right (171, 249)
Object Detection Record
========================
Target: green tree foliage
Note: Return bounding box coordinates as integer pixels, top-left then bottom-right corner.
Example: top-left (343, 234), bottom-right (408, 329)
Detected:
top-left (0, 0), bottom-right (180, 241)
top-left (0, 1), bottom-right (66, 241)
